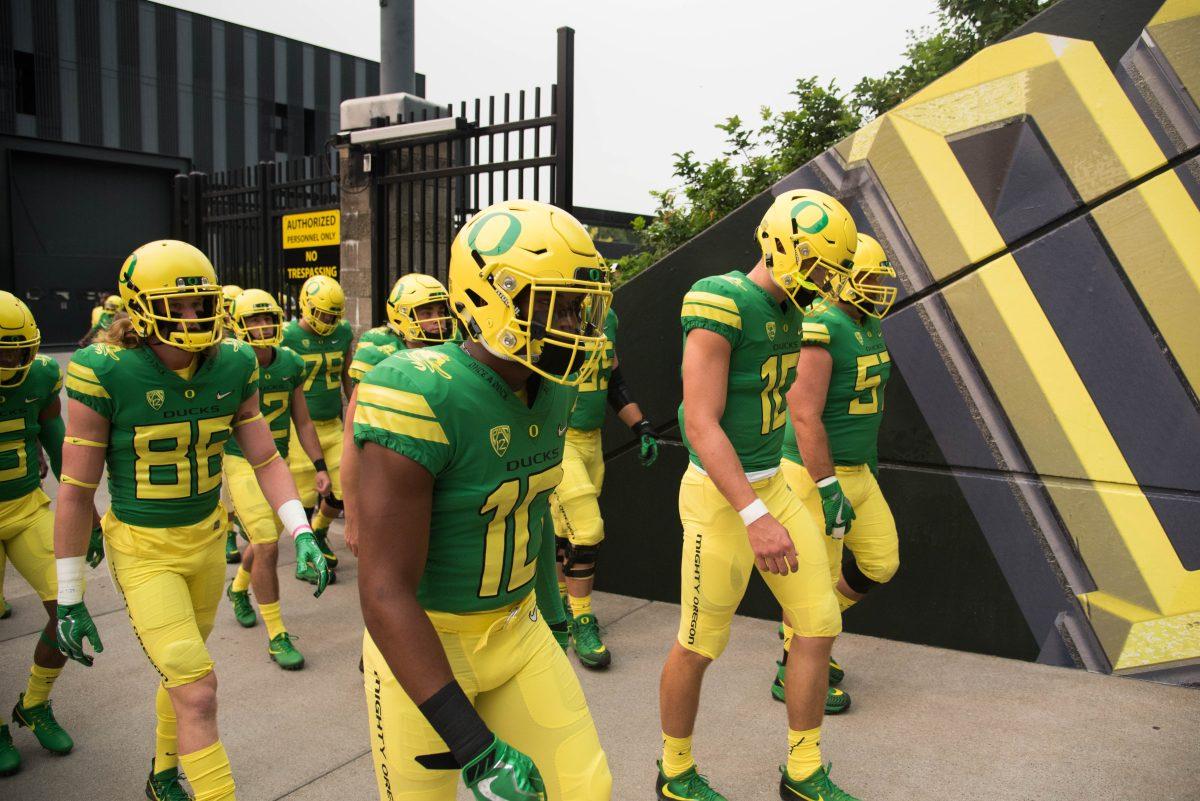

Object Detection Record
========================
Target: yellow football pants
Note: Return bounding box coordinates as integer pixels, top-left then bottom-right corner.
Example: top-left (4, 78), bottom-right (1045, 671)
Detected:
top-left (782, 460), bottom-right (899, 587)
top-left (677, 466), bottom-right (841, 659)
top-left (0, 489), bottom-right (57, 601)
top-left (223, 455), bottom-right (282, 544)
top-left (549, 427), bottom-right (605, 547)
top-left (362, 593), bottom-right (611, 800)
top-left (105, 506), bottom-right (227, 688)
top-left (287, 416), bottom-right (343, 507)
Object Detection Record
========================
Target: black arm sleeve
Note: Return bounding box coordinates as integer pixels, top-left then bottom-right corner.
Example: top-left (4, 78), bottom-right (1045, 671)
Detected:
top-left (606, 366), bottom-right (636, 413)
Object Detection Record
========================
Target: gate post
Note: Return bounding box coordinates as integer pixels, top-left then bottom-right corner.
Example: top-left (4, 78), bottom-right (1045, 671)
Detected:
top-left (337, 143), bottom-right (377, 335)
top-left (554, 26), bottom-right (575, 214)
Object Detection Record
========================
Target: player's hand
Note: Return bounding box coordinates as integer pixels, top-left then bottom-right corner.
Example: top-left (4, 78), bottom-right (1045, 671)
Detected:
top-left (817, 479), bottom-right (855, 540)
top-left (746, 513), bottom-right (798, 575)
top-left (314, 470), bottom-right (332, 497)
top-left (56, 601), bottom-right (103, 667)
top-left (86, 524), bottom-right (106, 569)
top-left (462, 736), bottom-right (546, 801)
top-left (633, 420), bottom-right (659, 468)
top-left (550, 620), bottom-right (570, 652)
top-left (294, 530), bottom-right (330, 598)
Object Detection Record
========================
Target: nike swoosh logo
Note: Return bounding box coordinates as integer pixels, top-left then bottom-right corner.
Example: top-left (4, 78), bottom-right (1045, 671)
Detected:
top-left (833, 505), bottom-right (845, 526)
top-left (24, 397), bottom-right (38, 403)
top-left (216, 391), bottom-right (233, 400)
top-left (478, 773), bottom-right (540, 801)
top-left (781, 784), bottom-right (823, 801)
top-left (660, 787), bottom-right (692, 801)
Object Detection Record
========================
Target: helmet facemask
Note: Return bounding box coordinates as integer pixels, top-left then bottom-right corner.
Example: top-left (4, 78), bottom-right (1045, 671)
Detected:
top-left (836, 261), bottom-right (898, 319)
top-left (0, 336), bottom-right (39, 387)
top-left (236, 309), bottom-right (284, 347)
top-left (402, 299), bottom-right (458, 344)
top-left (129, 285), bottom-right (224, 352)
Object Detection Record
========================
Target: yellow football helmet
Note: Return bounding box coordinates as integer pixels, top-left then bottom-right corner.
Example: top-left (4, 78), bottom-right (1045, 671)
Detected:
top-left (0, 291), bottom-right (40, 388)
top-left (220, 284), bottom-right (243, 333)
top-left (298, 275), bottom-right (345, 336)
top-left (230, 288), bottom-right (284, 347)
top-left (386, 273), bottom-right (457, 344)
top-left (449, 199), bottom-right (612, 386)
top-left (836, 233), bottom-right (897, 318)
top-left (118, 240), bottom-right (223, 352)
top-left (103, 295), bottom-right (124, 312)
top-left (756, 189), bottom-right (857, 307)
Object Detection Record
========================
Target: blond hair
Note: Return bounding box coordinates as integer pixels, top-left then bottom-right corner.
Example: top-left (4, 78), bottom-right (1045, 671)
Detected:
top-left (99, 313), bottom-right (218, 357)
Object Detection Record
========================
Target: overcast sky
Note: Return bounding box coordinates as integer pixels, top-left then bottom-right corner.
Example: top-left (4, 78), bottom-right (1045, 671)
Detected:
top-left (159, 0), bottom-right (941, 213)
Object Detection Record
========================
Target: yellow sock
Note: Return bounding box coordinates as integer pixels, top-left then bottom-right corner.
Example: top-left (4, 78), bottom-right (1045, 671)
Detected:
top-left (179, 740), bottom-right (235, 801)
top-left (154, 685), bottom-right (178, 774)
top-left (781, 622), bottom-right (794, 654)
top-left (231, 566), bottom-right (252, 593)
top-left (569, 593), bottom-right (592, 617)
top-left (260, 601), bottom-right (286, 640)
top-left (786, 727), bottom-right (822, 780)
top-left (557, 580), bottom-right (568, 597)
top-left (311, 508), bottom-right (334, 533)
top-left (661, 733), bottom-right (694, 777)
top-left (23, 664), bottom-right (62, 707)
top-left (835, 588), bottom-right (857, 613)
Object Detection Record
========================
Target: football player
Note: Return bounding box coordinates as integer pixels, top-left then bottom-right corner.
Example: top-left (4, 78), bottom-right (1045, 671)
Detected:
top-left (773, 234), bottom-right (898, 712)
top-left (0, 292), bottom-right (101, 777)
top-left (349, 199), bottom-right (611, 800)
top-left (220, 284), bottom-right (245, 564)
top-left (283, 275), bottom-right (351, 583)
top-left (346, 273), bottom-right (458, 385)
top-left (77, 294), bottom-right (125, 347)
top-left (657, 190), bottom-right (863, 801)
top-left (53, 240), bottom-right (329, 801)
top-left (222, 289), bottom-right (331, 670)
top-left (549, 306), bottom-right (658, 668)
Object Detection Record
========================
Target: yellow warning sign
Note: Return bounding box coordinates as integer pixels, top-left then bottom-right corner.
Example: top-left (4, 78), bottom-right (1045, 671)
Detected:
top-left (282, 210), bottom-right (340, 249)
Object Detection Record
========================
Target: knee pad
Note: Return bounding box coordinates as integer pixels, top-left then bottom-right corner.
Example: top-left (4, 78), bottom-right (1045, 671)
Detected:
top-left (555, 536), bottom-right (569, 565)
top-left (158, 638), bottom-right (214, 687)
top-left (322, 494), bottom-right (344, 511)
top-left (562, 542), bottom-right (598, 580)
top-left (843, 549), bottom-right (897, 594)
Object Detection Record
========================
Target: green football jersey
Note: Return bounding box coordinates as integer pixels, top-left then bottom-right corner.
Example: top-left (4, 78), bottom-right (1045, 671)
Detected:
top-left (354, 343), bottom-right (575, 614)
top-left (677, 271), bottom-right (803, 474)
top-left (226, 345), bottom-right (306, 459)
top-left (66, 340), bottom-right (259, 527)
top-left (281, 319), bottom-right (350, 421)
top-left (782, 300), bottom-right (891, 467)
top-left (348, 326), bottom-right (406, 384)
top-left (568, 308), bottom-right (617, 431)
top-left (0, 355), bottom-right (62, 502)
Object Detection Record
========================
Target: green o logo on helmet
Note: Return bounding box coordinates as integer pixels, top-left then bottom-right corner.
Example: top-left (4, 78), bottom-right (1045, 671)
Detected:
top-left (790, 200), bottom-right (829, 235)
top-left (467, 212), bottom-right (522, 257)
top-left (120, 255), bottom-right (137, 285)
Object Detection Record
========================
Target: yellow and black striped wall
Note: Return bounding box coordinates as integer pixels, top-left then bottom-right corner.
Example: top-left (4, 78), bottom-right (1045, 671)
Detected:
top-left (599, 0), bottom-right (1199, 684)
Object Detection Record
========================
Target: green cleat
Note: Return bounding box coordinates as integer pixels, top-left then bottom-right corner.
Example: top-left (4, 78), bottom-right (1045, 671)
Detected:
top-left (779, 763), bottom-right (860, 801)
top-left (0, 724), bottom-right (20, 777)
top-left (656, 761), bottom-right (728, 801)
top-left (313, 528), bottom-right (338, 569)
top-left (0, 597), bottom-right (11, 620)
top-left (226, 582), bottom-right (256, 628)
top-left (224, 527), bottom-right (241, 564)
top-left (770, 662), bottom-right (852, 714)
top-left (268, 632), bottom-right (305, 670)
top-left (571, 613), bottom-right (611, 669)
top-left (12, 694), bottom-right (73, 755)
top-left (145, 760), bottom-right (191, 800)
top-left (829, 656), bottom-right (844, 686)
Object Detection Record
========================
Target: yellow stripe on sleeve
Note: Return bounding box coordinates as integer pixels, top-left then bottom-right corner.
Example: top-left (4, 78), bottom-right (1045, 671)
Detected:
top-left (65, 375), bottom-right (111, 398)
top-left (67, 362), bottom-right (100, 383)
top-left (357, 384), bottom-right (439, 421)
top-left (356, 404), bottom-right (449, 445)
top-left (65, 436), bottom-right (106, 448)
top-left (233, 412), bottom-right (263, 429)
top-left (247, 367), bottom-right (260, 385)
top-left (802, 322), bottom-right (831, 344)
top-left (348, 360), bottom-right (373, 380)
top-left (681, 303), bottom-right (742, 330)
top-left (683, 291), bottom-right (739, 313)
top-left (60, 474), bottom-right (99, 489)
top-left (0, 419), bottom-right (22, 434)
top-left (53, 377), bottom-right (63, 392)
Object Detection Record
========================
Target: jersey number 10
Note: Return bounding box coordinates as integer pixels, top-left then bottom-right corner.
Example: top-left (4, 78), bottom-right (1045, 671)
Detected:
top-left (477, 464), bottom-right (563, 599)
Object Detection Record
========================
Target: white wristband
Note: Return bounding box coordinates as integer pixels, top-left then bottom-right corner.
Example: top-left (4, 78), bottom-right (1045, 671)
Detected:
top-left (738, 498), bottom-right (769, 526)
top-left (277, 499), bottom-right (312, 540)
top-left (56, 556), bottom-right (86, 605)
top-left (816, 476), bottom-right (839, 489)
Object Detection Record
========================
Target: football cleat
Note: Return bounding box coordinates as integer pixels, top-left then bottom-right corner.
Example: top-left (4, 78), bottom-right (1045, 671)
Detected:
top-left (656, 761), bottom-right (728, 801)
top-left (771, 662), bottom-right (851, 714)
top-left (226, 582), bottom-right (256, 628)
top-left (145, 760), bottom-right (191, 800)
top-left (571, 613), bottom-right (611, 669)
top-left (0, 724), bottom-right (19, 777)
top-left (779, 763), bottom-right (860, 801)
top-left (0, 596), bottom-right (11, 620)
top-left (11, 694), bottom-right (73, 755)
top-left (313, 528), bottom-right (338, 569)
top-left (268, 633), bottom-right (305, 671)
top-left (829, 656), bottom-right (844, 686)
top-left (224, 528), bottom-right (241, 564)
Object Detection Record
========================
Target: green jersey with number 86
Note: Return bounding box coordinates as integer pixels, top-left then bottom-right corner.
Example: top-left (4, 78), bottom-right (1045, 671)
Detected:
top-left (225, 345), bottom-right (305, 459)
top-left (782, 299), bottom-right (891, 467)
top-left (0, 355), bottom-right (62, 501)
top-left (282, 319), bottom-right (350, 420)
top-left (353, 343), bottom-right (574, 613)
top-left (677, 271), bottom-right (803, 474)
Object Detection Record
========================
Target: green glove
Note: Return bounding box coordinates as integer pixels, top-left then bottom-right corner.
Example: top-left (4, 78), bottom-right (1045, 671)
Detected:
top-left (462, 736), bottom-right (546, 801)
top-left (633, 420), bottom-right (658, 468)
top-left (294, 530), bottom-right (330, 598)
top-left (56, 601), bottom-right (104, 667)
top-left (86, 525), bottom-right (105, 569)
top-left (817, 478), bottom-right (855, 540)
top-left (550, 620), bottom-right (570, 652)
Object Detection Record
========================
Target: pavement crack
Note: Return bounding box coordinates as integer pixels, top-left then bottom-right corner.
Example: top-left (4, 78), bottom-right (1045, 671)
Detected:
top-left (271, 748), bottom-right (371, 800)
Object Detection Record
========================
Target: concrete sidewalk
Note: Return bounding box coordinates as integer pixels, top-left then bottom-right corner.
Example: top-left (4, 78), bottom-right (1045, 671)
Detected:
top-left (3, 522), bottom-right (1198, 800)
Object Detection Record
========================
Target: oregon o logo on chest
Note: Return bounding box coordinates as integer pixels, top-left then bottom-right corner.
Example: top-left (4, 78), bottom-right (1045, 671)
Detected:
top-left (528, 423), bottom-right (539, 438)
top-left (184, 389), bottom-right (196, 399)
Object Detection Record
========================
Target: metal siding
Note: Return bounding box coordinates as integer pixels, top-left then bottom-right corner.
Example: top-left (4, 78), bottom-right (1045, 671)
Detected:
top-left (211, 21), bottom-right (225, 171)
top-left (354, 58), bottom-right (364, 98)
top-left (33, 0), bottom-right (62, 140)
top-left (57, 0), bottom-right (78, 141)
top-left (256, 31), bottom-right (273, 162)
top-left (75, 0), bottom-right (103, 146)
top-left (273, 35), bottom-right (286, 104)
top-left (175, 10), bottom-right (192, 159)
top-left (12, 0), bottom-right (33, 51)
top-left (98, 0), bottom-right (117, 147)
top-left (115, 0), bottom-right (140, 151)
top-left (303, 44), bottom-right (314, 109)
top-left (137, 0), bottom-right (155, 151)
top-left (328, 52), bottom-right (341, 132)
top-left (287, 38), bottom-right (302, 158)
top-left (154, 4), bottom-right (175, 155)
top-left (314, 46), bottom-right (329, 149)
top-left (0, 1), bottom-right (14, 135)
top-left (242, 27), bottom-right (256, 167)
top-left (191, 13), bottom-right (211, 170)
